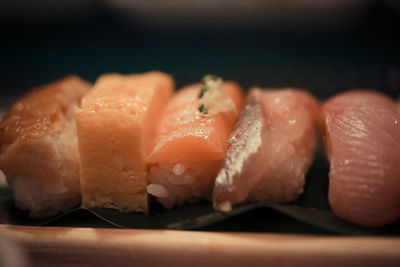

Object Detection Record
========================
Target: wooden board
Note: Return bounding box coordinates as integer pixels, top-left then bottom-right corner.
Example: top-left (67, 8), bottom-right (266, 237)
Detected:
top-left (1, 225), bottom-right (400, 267)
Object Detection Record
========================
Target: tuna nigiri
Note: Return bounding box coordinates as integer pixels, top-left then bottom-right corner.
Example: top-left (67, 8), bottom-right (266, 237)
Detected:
top-left (321, 90), bottom-right (400, 227)
top-left (146, 75), bottom-right (244, 208)
top-left (213, 88), bottom-right (319, 212)
top-left (76, 71), bottom-right (174, 213)
top-left (0, 76), bottom-right (91, 217)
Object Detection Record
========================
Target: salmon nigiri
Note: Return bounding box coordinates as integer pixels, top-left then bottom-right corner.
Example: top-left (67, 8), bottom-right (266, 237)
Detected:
top-left (76, 71), bottom-right (174, 213)
top-left (321, 90), bottom-right (400, 227)
top-left (0, 76), bottom-right (91, 217)
top-left (146, 75), bottom-right (244, 208)
top-left (213, 88), bottom-right (319, 212)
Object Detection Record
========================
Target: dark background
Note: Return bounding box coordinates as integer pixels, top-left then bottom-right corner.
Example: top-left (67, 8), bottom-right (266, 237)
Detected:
top-left (0, 0), bottom-right (399, 103)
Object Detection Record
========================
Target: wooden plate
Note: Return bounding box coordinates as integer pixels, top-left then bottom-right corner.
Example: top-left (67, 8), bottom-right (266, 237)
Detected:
top-left (1, 225), bottom-right (400, 266)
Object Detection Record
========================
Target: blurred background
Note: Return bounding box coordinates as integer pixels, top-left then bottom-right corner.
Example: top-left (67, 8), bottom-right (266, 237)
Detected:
top-left (0, 0), bottom-right (399, 104)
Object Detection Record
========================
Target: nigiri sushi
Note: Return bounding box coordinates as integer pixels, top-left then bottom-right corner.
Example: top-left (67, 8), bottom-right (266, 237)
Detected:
top-left (76, 71), bottom-right (174, 213)
top-left (213, 88), bottom-right (320, 212)
top-left (321, 90), bottom-right (400, 227)
top-left (146, 75), bottom-right (244, 208)
top-left (0, 76), bottom-right (91, 217)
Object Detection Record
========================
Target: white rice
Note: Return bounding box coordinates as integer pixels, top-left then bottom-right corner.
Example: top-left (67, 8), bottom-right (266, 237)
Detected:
top-left (3, 118), bottom-right (81, 218)
top-left (172, 163), bottom-right (186, 176)
top-left (215, 201), bottom-right (232, 212)
top-left (146, 184), bottom-right (169, 198)
top-left (168, 174), bottom-right (196, 185)
top-left (148, 161), bottom-right (221, 209)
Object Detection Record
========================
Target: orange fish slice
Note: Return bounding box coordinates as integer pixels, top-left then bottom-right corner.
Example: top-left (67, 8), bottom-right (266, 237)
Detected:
top-left (146, 79), bottom-right (244, 208)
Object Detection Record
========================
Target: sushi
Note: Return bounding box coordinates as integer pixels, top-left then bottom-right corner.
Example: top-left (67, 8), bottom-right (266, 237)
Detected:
top-left (76, 71), bottom-right (174, 213)
top-left (213, 88), bottom-right (320, 212)
top-left (0, 76), bottom-right (91, 217)
top-left (146, 75), bottom-right (244, 208)
top-left (321, 90), bottom-right (400, 227)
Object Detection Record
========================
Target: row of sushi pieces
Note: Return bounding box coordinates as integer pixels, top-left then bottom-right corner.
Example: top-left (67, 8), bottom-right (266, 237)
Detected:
top-left (0, 71), bottom-right (399, 228)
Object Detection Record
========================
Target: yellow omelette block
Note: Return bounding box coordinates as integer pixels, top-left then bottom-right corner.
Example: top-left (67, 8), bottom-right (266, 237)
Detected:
top-left (75, 71), bottom-right (174, 213)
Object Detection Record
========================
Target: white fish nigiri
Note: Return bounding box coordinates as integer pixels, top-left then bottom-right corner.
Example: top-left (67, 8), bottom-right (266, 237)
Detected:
top-left (213, 88), bottom-right (319, 212)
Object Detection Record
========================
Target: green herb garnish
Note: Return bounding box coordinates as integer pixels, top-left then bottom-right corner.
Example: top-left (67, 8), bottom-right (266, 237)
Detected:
top-left (198, 104), bottom-right (208, 114)
top-left (198, 74), bottom-right (222, 114)
top-left (201, 74), bottom-right (219, 84)
top-left (198, 86), bottom-right (208, 99)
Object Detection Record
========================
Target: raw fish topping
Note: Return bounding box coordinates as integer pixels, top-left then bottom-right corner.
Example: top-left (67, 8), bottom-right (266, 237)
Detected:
top-left (322, 90), bottom-right (400, 227)
top-left (215, 99), bottom-right (263, 192)
top-left (213, 89), bottom-right (319, 212)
